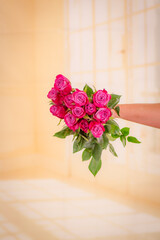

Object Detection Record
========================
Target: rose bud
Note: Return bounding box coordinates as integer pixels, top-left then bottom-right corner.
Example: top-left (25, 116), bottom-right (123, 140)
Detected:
top-left (94, 107), bottom-right (112, 123)
top-left (73, 89), bottom-right (88, 106)
top-left (54, 74), bottom-right (72, 95)
top-left (85, 103), bottom-right (97, 115)
top-left (64, 93), bottom-right (75, 109)
top-left (50, 105), bottom-right (66, 119)
top-left (93, 89), bottom-right (111, 107)
top-left (89, 121), bottom-right (105, 138)
top-left (72, 106), bottom-right (86, 118)
top-left (64, 112), bottom-right (77, 128)
top-left (79, 119), bottom-right (89, 133)
top-left (70, 122), bottom-right (79, 132)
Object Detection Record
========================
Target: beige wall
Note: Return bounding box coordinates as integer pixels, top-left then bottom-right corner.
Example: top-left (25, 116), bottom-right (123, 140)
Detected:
top-left (0, 0), bottom-right (67, 174)
top-left (0, 0), bottom-right (36, 171)
top-left (65, 0), bottom-right (160, 204)
top-left (34, 0), bottom-right (68, 174)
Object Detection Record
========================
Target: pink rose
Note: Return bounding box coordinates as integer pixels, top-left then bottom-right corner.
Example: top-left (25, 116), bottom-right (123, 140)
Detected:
top-left (79, 119), bottom-right (89, 133)
top-left (93, 89), bottom-right (111, 107)
top-left (72, 106), bottom-right (86, 118)
top-left (70, 122), bottom-right (79, 132)
top-left (64, 93), bottom-right (75, 109)
top-left (57, 95), bottom-right (64, 105)
top-left (89, 121), bottom-right (105, 138)
top-left (64, 112), bottom-right (77, 128)
top-left (94, 107), bottom-right (112, 123)
top-left (54, 74), bottom-right (72, 95)
top-left (73, 89), bottom-right (88, 106)
top-left (47, 88), bottom-right (61, 104)
top-left (85, 103), bottom-right (97, 115)
top-left (47, 87), bottom-right (58, 99)
top-left (50, 105), bottom-right (66, 119)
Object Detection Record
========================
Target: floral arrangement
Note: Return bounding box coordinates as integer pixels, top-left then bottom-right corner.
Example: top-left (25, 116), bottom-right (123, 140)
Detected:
top-left (47, 74), bottom-right (141, 176)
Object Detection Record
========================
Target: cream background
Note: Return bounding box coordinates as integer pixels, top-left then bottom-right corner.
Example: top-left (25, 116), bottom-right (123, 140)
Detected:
top-left (66, 0), bottom-right (160, 205)
top-left (0, 0), bottom-right (160, 207)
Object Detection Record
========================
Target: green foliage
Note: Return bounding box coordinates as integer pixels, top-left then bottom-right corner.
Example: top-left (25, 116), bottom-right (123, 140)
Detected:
top-left (83, 84), bottom-right (94, 97)
top-left (106, 134), bottom-right (117, 141)
top-left (102, 134), bottom-right (109, 149)
top-left (97, 134), bottom-right (109, 149)
top-left (110, 125), bottom-right (121, 136)
top-left (106, 119), bottom-right (120, 127)
top-left (114, 106), bottom-right (120, 116)
top-left (109, 143), bottom-right (118, 157)
top-left (54, 127), bottom-right (73, 138)
top-left (93, 85), bottom-right (97, 92)
top-left (88, 157), bottom-right (102, 176)
top-left (120, 135), bottom-right (126, 147)
top-left (127, 136), bottom-right (141, 143)
top-left (111, 134), bottom-right (120, 139)
top-left (121, 127), bottom-right (130, 136)
top-left (83, 137), bottom-right (96, 149)
top-left (104, 124), bottom-right (111, 133)
top-left (107, 94), bottom-right (121, 108)
top-left (82, 149), bottom-right (92, 161)
top-left (92, 144), bottom-right (102, 162)
top-left (49, 101), bottom-right (54, 105)
top-left (57, 119), bottom-right (63, 126)
top-left (73, 136), bottom-right (85, 153)
top-left (104, 119), bottom-right (120, 135)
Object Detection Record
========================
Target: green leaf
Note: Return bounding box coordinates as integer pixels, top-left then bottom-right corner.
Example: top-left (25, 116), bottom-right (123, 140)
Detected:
top-left (97, 135), bottom-right (108, 149)
top-left (105, 120), bottom-right (121, 137)
top-left (111, 134), bottom-right (120, 139)
top-left (49, 101), bottom-right (54, 105)
top-left (114, 106), bottom-right (120, 116)
top-left (127, 136), bottom-right (141, 144)
top-left (88, 157), bottom-right (102, 176)
top-left (110, 125), bottom-right (121, 135)
top-left (73, 137), bottom-right (85, 153)
top-left (97, 136), bottom-right (103, 145)
top-left (82, 149), bottom-right (92, 161)
top-left (93, 85), bottom-right (97, 93)
top-left (102, 134), bottom-right (109, 149)
top-left (121, 127), bottom-right (130, 136)
top-left (109, 116), bottom-right (114, 120)
top-left (92, 144), bottom-right (102, 161)
top-left (83, 84), bottom-right (94, 97)
top-left (105, 119), bottom-right (120, 128)
top-left (79, 131), bottom-right (89, 141)
top-left (84, 137), bottom-right (96, 149)
top-left (104, 124), bottom-right (111, 133)
top-left (109, 143), bottom-right (118, 157)
top-left (54, 127), bottom-right (73, 139)
top-left (120, 135), bottom-right (126, 147)
top-left (107, 94), bottom-right (121, 109)
top-left (72, 133), bottom-right (77, 142)
top-left (106, 134), bottom-right (117, 141)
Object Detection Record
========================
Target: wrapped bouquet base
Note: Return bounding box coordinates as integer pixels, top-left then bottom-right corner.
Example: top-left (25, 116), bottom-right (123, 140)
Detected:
top-left (48, 75), bottom-right (140, 176)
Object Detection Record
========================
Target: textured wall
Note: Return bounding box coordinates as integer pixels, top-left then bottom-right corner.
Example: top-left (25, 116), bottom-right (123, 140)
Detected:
top-left (0, 0), bottom-right (36, 171)
top-left (34, 0), bottom-right (68, 174)
top-left (0, 0), bottom-right (67, 174)
top-left (65, 0), bottom-right (160, 203)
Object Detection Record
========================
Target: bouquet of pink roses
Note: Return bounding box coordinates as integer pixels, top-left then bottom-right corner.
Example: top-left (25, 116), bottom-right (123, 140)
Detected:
top-left (47, 74), bottom-right (140, 176)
